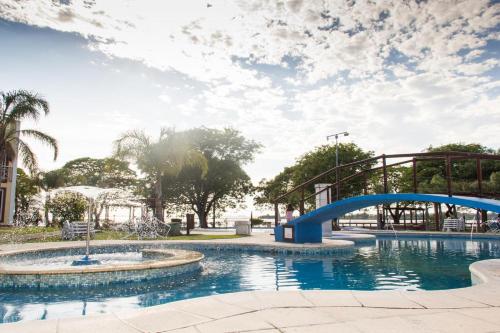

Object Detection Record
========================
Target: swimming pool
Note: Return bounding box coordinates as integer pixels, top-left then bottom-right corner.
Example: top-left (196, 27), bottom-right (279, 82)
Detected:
top-left (1, 236), bottom-right (499, 323)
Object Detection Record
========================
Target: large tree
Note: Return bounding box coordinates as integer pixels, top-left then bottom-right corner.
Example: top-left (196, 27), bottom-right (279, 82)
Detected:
top-left (378, 143), bottom-right (500, 195)
top-left (114, 128), bottom-right (206, 221)
top-left (59, 157), bottom-right (137, 190)
top-left (163, 128), bottom-right (261, 228)
top-left (416, 143), bottom-right (500, 193)
top-left (256, 143), bottom-right (375, 207)
top-left (0, 90), bottom-right (58, 173)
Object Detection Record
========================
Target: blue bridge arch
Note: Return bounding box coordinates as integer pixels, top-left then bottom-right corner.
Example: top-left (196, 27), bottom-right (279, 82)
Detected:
top-left (275, 193), bottom-right (500, 243)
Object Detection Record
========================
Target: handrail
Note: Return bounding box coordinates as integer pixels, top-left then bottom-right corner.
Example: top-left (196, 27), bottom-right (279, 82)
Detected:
top-left (274, 154), bottom-right (383, 201)
top-left (302, 158), bottom-right (414, 202)
top-left (274, 152), bottom-right (500, 202)
top-left (273, 151), bottom-right (500, 226)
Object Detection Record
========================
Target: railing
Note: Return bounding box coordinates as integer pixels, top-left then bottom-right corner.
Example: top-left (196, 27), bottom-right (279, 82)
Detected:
top-left (273, 151), bottom-right (500, 226)
top-left (0, 165), bottom-right (12, 183)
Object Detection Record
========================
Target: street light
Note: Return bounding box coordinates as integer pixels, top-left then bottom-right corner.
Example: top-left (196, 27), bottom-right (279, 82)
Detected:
top-left (327, 132), bottom-right (349, 168)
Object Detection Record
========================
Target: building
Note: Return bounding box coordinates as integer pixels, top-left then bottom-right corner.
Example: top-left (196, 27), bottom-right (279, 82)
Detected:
top-left (0, 121), bottom-right (19, 225)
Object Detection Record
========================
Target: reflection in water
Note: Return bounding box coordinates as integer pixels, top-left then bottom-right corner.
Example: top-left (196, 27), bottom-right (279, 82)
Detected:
top-left (1, 237), bottom-right (499, 323)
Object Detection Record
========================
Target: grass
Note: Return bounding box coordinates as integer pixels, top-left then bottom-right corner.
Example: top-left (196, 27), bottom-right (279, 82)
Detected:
top-left (0, 226), bottom-right (59, 235)
top-left (0, 227), bottom-right (245, 243)
top-left (95, 231), bottom-right (245, 241)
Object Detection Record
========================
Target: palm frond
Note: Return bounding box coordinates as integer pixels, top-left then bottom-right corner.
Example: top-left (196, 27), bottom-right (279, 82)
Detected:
top-left (20, 129), bottom-right (58, 161)
top-left (3, 90), bottom-right (49, 123)
top-left (17, 140), bottom-right (38, 173)
top-left (113, 129), bottom-right (150, 160)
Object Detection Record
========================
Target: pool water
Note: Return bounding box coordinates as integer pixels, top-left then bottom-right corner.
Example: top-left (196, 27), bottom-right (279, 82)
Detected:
top-left (1, 236), bottom-right (499, 323)
top-left (1, 252), bottom-right (145, 269)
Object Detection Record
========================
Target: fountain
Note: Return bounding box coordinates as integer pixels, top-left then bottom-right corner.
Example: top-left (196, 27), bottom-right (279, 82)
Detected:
top-left (0, 245), bottom-right (204, 289)
top-left (0, 186), bottom-right (206, 289)
top-left (52, 186), bottom-right (124, 266)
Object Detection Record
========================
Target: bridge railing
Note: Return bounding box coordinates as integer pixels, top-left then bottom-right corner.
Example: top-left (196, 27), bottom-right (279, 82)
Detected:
top-left (273, 151), bottom-right (500, 227)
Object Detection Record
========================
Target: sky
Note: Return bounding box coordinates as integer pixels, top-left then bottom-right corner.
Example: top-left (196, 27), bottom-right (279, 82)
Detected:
top-left (0, 0), bottom-right (499, 185)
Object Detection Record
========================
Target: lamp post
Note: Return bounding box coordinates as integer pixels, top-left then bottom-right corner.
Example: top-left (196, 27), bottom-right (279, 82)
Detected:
top-left (327, 131), bottom-right (349, 168)
top-left (326, 131), bottom-right (349, 231)
top-left (327, 132), bottom-right (349, 200)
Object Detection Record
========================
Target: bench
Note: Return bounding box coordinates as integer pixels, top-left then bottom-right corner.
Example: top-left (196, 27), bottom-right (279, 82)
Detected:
top-left (443, 218), bottom-right (461, 232)
top-left (62, 221), bottom-right (95, 240)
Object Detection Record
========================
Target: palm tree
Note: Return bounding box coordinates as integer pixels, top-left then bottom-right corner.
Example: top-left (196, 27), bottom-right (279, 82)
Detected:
top-left (114, 128), bottom-right (207, 221)
top-left (0, 90), bottom-right (58, 173)
top-left (34, 169), bottom-right (66, 226)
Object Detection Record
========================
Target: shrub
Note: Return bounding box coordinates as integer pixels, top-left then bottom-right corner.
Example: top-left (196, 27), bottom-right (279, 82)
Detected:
top-left (250, 218), bottom-right (264, 226)
top-left (47, 192), bottom-right (88, 227)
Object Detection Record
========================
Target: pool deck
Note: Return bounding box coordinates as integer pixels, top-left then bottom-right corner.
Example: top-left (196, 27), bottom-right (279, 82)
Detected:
top-left (0, 232), bottom-right (356, 254)
top-left (1, 233), bottom-right (500, 332)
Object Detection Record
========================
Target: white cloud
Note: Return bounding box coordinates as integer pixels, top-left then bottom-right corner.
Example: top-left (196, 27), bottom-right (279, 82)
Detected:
top-left (158, 94), bottom-right (171, 104)
top-left (0, 0), bottom-right (499, 181)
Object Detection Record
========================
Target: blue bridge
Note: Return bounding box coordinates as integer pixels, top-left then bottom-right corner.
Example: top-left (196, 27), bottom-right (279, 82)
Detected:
top-left (275, 193), bottom-right (500, 243)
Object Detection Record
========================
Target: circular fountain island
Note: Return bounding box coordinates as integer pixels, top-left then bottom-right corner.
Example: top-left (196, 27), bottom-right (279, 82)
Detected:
top-left (0, 246), bottom-right (204, 289)
top-left (0, 186), bottom-right (204, 289)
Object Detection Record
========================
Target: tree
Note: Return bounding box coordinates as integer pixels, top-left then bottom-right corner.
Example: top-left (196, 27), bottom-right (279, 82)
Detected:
top-left (163, 127), bottom-right (261, 228)
top-left (35, 169), bottom-right (66, 226)
top-left (47, 192), bottom-right (87, 227)
top-left (34, 158), bottom-right (138, 228)
top-left (397, 143), bottom-right (500, 194)
top-left (256, 143), bottom-right (375, 207)
top-left (419, 144), bottom-right (497, 186)
top-left (114, 128), bottom-right (207, 221)
top-left (14, 168), bottom-right (40, 224)
top-left (0, 90), bottom-right (58, 173)
top-left (59, 157), bottom-right (137, 190)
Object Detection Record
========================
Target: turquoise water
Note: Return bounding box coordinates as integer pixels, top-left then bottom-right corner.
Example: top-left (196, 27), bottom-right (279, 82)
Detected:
top-left (1, 236), bottom-right (499, 323)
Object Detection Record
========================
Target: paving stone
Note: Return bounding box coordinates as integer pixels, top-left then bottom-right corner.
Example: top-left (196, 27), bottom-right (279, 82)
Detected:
top-left (352, 291), bottom-right (423, 309)
top-left (282, 322), bottom-right (362, 333)
top-left (169, 295), bottom-right (248, 319)
top-left (255, 307), bottom-right (336, 328)
top-left (168, 327), bottom-right (201, 333)
top-left (350, 316), bottom-right (430, 333)
top-left (215, 291), bottom-right (267, 310)
top-left (402, 290), bottom-right (488, 309)
top-left (116, 307), bottom-right (210, 332)
top-left (454, 307), bottom-right (500, 326)
top-left (194, 312), bottom-right (274, 332)
top-left (0, 319), bottom-right (58, 333)
top-left (58, 314), bottom-right (141, 333)
top-left (450, 286), bottom-right (500, 306)
top-left (402, 310), bottom-right (500, 332)
top-left (301, 290), bottom-right (361, 307)
top-left (252, 290), bottom-right (313, 308)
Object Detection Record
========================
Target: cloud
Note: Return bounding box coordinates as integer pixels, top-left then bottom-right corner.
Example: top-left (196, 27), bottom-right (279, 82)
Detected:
top-left (0, 0), bottom-right (499, 181)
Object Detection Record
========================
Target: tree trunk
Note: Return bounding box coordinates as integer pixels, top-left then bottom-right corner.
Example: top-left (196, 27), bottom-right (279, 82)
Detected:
top-left (196, 207), bottom-right (208, 228)
top-left (212, 201), bottom-right (216, 228)
top-left (94, 215), bottom-right (100, 229)
top-left (44, 193), bottom-right (51, 227)
top-left (388, 204), bottom-right (404, 224)
top-left (94, 205), bottom-right (104, 229)
top-left (154, 175), bottom-right (164, 221)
